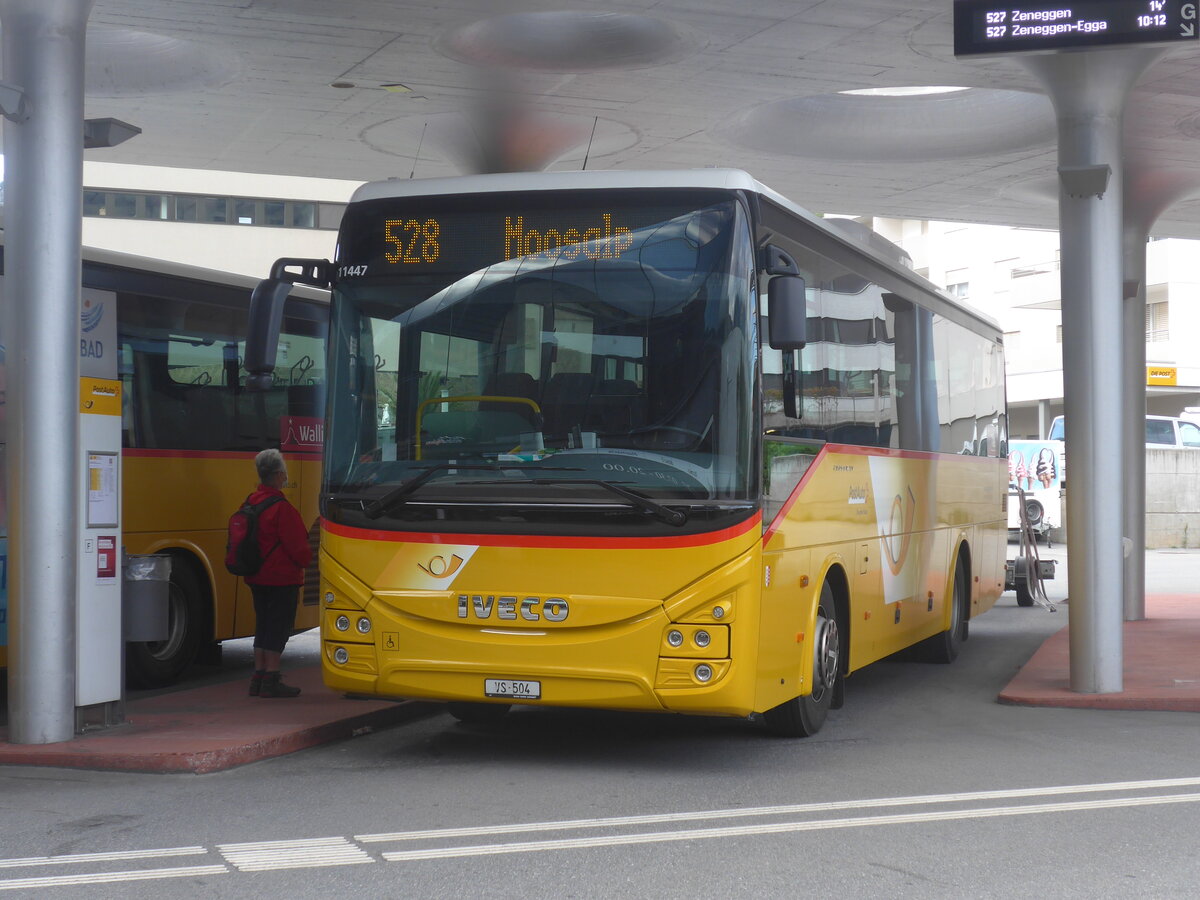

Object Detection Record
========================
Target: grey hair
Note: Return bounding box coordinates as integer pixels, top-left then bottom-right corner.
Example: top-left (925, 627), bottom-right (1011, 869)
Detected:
top-left (255, 448), bottom-right (286, 483)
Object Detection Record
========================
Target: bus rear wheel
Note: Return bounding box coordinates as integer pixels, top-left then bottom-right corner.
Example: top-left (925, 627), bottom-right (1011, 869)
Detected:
top-left (763, 584), bottom-right (842, 737)
top-left (125, 558), bottom-right (206, 688)
top-left (916, 555), bottom-right (969, 664)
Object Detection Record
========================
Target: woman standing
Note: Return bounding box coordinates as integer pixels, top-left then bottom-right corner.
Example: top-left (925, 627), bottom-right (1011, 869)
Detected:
top-left (245, 448), bottom-right (312, 698)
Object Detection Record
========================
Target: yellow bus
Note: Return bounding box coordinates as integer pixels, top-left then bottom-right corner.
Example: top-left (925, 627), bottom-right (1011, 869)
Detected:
top-left (251, 169), bottom-right (1007, 735)
top-left (0, 247), bottom-right (327, 686)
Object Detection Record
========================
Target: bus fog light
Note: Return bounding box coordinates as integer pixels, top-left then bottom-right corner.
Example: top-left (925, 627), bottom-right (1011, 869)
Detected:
top-left (694, 664), bottom-right (713, 683)
top-left (324, 591), bottom-right (335, 605)
top-left (356, 617), bottom-right (372, 634)
top-left (333, 647), bottom-right (349, 665)
top-left (335, 615), bottom-right (350, 631)
top-left (694, 630), bottom-right (711, 648)
top-left (667, 629), bottom-right (684, 647)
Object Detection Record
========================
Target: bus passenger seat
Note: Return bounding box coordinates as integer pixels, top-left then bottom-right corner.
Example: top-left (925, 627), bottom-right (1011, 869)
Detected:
top-left (541, 372), bottom-right (595, 438)
top-left (480, 372), bottom-right (539, 426)
top-left (587, 379), bottom-right (644, 434)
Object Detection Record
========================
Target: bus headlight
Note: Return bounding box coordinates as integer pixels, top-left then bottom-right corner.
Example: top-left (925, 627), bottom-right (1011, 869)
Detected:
top-left (324, 591), bottom-right (335, 605)
top-left (356, 616), bottom-right (372, 634)
top-left (694, 630), bottom-right (711, 649)
top-left (335, 615), bottom-right (350, 632)
top-left (333, 647), bottom-right (349, 665)
top-left (694, 664), bottom-right (713, 683)
top-left (667, 630), bottom-right (684, 647)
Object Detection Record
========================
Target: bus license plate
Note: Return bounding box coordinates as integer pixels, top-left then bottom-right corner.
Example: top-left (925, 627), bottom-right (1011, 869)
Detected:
top-left (484, 679), bottom-right (541, 700)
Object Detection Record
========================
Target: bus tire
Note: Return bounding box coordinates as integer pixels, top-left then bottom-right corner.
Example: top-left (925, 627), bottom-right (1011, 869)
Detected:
top-left (447, 702), bottom-right (511, 725)
top-left (125, 557), bottom-right (207, 688)
top-left (763, 583), bottom-right (841, 737)
top-left (916, 554), bottom-right (970, 664)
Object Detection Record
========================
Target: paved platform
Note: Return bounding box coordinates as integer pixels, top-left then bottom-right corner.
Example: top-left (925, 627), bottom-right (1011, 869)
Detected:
top-left (998, 594), bottom-right (1200, 712)
top-left (0, 586), bottom-right (1195, 775)
top-left (0, 667), bottom-right (433, 774)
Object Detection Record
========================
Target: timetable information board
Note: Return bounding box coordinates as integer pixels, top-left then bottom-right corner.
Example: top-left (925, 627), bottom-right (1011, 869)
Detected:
top-left (954, 1), bottom-right (1199, 56)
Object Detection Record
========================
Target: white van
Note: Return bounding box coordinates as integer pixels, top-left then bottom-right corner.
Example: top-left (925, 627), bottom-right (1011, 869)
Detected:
top-left (1047, 414), bottom-right (1200, 449)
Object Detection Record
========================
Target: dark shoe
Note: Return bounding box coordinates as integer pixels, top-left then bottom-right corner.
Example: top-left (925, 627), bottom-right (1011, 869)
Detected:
top-left (248, 670), bottom-right (265, 697)
top-left (260, 671), bottom-right (301, 698)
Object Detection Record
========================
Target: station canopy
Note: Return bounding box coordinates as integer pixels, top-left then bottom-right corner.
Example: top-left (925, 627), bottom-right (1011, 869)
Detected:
top-left (64, 1), bottom-right (1200, 237)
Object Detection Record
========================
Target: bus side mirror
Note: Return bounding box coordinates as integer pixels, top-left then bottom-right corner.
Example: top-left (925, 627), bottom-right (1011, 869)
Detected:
top-left (768, 274), bottom-right (807, 350)
top-left (245, 279), bottom-right (292, 390)
top-left (245, 258), bottom-right (331, 391)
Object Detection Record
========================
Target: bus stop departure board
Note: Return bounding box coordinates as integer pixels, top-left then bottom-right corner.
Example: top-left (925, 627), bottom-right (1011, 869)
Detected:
top-left (954, 1), bottom-right (1199, 56)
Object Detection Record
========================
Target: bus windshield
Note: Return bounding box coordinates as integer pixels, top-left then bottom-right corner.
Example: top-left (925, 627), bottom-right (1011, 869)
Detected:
top-left (324, 190), bottom-right (757, 531)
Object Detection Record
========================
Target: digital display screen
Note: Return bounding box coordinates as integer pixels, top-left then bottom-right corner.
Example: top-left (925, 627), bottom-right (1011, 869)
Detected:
top-left (953, 0), bottom-right (1199, 56)
top-left (332, 189), bottom-right (730, 282)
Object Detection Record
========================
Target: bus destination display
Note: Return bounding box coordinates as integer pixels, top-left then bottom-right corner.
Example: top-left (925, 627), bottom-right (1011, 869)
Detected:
top-left (334, 198), bottom-right (710, 280)
top-left (953, 0), bottom-right (1199, 56)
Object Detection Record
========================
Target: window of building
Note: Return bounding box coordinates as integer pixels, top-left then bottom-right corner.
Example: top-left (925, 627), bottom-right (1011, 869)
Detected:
top-left (82, 187), bottom-right (344, 230)
top-left (201, 197), bottom-right (228, 224)
top-left (289, 202), bottom-right (316, 228)
top-left (1146, 301), bottom-right (1169, 342)
top-left (235, 199), bottom-right (257, 225)
top-left (83, 191), bottom-right (107, 216)
top-left (139, 194), bottom-right (169, 220)
top-left (111, 193), bottom-right (138, 218)
top-left (175, 196), bottom-right (198, 222)
top-left (945, 267), bottom-right (969, 299)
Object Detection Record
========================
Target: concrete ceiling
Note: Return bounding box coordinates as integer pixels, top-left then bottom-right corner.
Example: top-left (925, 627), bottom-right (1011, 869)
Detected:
top-left (64, 1), bottom-right (1200, 237)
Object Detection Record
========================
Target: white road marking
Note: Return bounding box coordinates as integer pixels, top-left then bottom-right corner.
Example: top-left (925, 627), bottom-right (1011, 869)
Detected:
top-left (0, 865), bottom-right (228, 891)
top-left (381, 792), bottom-right (1200, 862)
top-left (357, 775), bottom-right (1200, 843)
top-left (0, 846), bottom-right (207, 869)
top-left (217, 836), bottom-right (373, 872)
top-left (2, 776), bottom-right (1199, 890)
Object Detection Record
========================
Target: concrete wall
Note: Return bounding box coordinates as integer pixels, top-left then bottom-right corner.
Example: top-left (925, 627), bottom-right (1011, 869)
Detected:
top-left (1145, 449), bottom-right (1200, 548)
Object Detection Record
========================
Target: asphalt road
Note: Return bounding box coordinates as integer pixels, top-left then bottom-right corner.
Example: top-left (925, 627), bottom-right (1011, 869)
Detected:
top-left (1, 545), bottom-right (1198, 898)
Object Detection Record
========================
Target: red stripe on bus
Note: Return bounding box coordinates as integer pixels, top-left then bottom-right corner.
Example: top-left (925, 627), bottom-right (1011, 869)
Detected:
top-left (322, 515), bottom-right (760, 549)
top-left (122, 448), bottom-right (320, 460)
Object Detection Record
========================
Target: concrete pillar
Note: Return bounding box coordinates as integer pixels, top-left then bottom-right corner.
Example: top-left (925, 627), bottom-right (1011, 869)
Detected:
top-left (1, 0), bottom-right (94, 743)
top-left (1020, 48), bottom-right (1162, 694)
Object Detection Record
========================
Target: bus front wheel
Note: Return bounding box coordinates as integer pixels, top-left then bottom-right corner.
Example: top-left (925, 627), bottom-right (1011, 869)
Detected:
top-left (763, 584), bottom-right (842, 737)
top-left (126, 558), bottom-right (207, 688)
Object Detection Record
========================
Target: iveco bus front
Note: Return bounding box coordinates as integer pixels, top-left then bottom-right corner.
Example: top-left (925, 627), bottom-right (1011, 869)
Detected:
top-left (247, 169), bottom-right (1007, 737)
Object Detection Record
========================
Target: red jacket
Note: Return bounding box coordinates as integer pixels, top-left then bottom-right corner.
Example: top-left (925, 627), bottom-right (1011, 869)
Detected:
top-left (243, 485), bottom-right (312, 586)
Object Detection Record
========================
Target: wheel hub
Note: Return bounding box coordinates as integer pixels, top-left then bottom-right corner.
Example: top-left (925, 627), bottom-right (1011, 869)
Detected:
top-left (813, 614), bottom-right (840, 697)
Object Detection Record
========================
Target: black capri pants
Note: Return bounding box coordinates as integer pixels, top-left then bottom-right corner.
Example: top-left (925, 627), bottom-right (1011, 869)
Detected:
top-left (250, 583), bottom-right (300, 653)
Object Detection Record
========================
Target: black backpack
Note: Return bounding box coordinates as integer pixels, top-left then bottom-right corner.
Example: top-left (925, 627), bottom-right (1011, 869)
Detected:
top-left (224, 494), bottom-right (285, 576)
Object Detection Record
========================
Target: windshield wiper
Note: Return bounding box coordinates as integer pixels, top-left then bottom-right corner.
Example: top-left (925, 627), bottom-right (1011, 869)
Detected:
top-left (362, 463), bottom-right (582, 520)
top-left (474, 478), bottom-right (688, 526)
